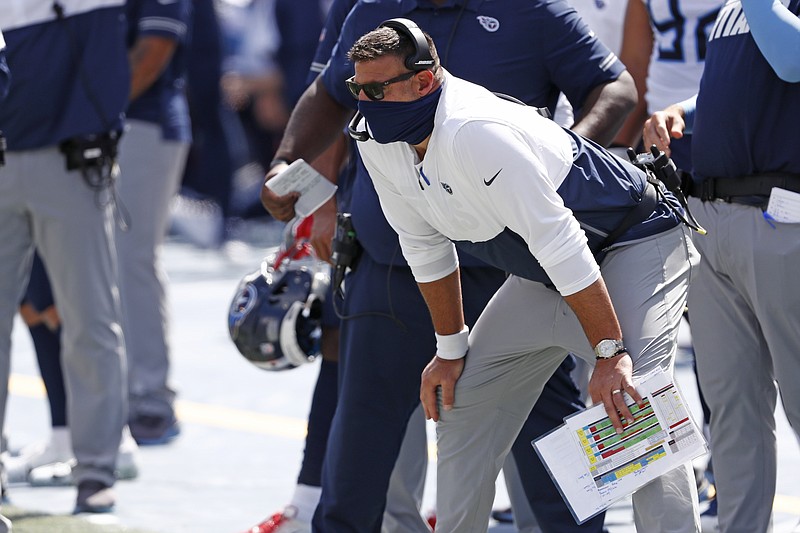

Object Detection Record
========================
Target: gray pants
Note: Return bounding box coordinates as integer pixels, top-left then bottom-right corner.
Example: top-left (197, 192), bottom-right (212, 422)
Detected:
top-left (687, 198), bottom-right (800, 533)
top-left (0, 147), bottom-right (126, 487)
top-left (116, 120), bottom-right (188, 417)
top-left (503, 453), bottom-right (541, 533)
top-left (383, 404), bottom-right (431, 533)
top-left (384, 405), bottom-right (543, 533)
top-left (436, 226), bottom-right (701, 533)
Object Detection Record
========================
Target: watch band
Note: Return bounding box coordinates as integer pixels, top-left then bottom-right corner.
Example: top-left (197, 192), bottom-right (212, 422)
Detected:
top-left (594, 338), bottom-right (626, 360)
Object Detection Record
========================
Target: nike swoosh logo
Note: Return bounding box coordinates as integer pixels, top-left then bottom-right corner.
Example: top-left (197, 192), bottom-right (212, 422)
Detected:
top-left (483, 169), bottom-right (502, 186)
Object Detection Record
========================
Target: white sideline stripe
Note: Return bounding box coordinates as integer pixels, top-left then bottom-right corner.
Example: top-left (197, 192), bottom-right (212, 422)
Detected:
top-left (774, 494), bottom-right (800, 514)
top-left (9, 373), bottom-right (306, 440)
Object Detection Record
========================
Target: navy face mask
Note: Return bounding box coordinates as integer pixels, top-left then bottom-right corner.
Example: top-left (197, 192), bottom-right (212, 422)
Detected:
top-left (357, 86), bottom-right (443, 145)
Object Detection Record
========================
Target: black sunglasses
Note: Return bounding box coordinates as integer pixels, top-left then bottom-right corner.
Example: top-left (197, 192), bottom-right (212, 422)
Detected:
top-left (345, 71), bottom-right (416, 101)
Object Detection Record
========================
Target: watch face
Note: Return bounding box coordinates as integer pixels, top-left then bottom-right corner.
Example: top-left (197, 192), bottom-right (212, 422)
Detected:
top-left (595, 339), bottom-right (623, 358)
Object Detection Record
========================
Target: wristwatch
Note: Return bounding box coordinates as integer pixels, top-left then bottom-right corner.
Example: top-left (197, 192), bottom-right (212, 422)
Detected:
top-left (594, 339), bottom-right (627, 360)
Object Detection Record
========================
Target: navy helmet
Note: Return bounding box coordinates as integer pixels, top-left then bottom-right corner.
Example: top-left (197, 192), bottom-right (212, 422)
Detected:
top-left (228, 217), bottom-right (330, 371)
top-left (228, 258), bottom-right (329, 371)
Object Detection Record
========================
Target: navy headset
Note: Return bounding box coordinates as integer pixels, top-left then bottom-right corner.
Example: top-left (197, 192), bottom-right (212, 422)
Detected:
top-left (348, 18), bottom-right (435, 142)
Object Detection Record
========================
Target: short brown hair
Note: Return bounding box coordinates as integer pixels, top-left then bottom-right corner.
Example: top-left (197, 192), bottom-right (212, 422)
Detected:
top-left (348, 26), bottom-right (441, 76)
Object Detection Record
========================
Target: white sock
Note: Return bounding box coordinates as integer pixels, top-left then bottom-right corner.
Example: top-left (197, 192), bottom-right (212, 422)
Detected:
top-left (48, 426), bottom-right (72, 456)
top-left (288, 484), bottom-right (322, 524)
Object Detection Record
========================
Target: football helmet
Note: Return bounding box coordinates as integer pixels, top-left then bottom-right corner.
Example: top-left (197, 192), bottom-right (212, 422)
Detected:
top-left (228, 217), bottom-right (330, 371)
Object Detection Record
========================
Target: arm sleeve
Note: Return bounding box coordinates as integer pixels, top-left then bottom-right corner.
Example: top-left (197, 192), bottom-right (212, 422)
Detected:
top-left (320, 5), bottom-right (388, 109)
top-left (741, 0), bottom-right (800, 82)
top-left (306, 0), bottom-right (358, 86)
top-left (538, 0), bottom-right (627, 110)
top-left (452, 121), bottom-right (600, 295)
top-left (358, 145), bottom-right (459, 283)
top-left (138, 0), bottom-right (189, 41)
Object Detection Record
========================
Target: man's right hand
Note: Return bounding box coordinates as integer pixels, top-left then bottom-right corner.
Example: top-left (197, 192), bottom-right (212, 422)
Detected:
top-left (642, 104), bottom-right (686, 157)
top-left (588, 353), bottom-right (642, 434)
top-left (420, 355), bottom-right (465, 422)
top-left (260, 162), bottom-right (299, 222)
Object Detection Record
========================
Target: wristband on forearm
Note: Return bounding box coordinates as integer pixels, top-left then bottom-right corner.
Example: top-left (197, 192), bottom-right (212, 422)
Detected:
top-left (269, 157), bottom-right (292, 170)
top-left (435, 325), bottom-right (470, 360)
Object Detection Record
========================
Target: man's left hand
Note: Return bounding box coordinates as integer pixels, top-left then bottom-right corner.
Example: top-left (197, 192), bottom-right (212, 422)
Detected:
top-left (420, 356), bottom-right (464, 422)
top-left (589, 354), bottom-right (643, 434)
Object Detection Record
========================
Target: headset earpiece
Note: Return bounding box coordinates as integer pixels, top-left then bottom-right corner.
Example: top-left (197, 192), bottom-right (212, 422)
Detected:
top-left (348, 111), bottom-right (370, 142)
top-left (378, 18), bottom-right (435, 71)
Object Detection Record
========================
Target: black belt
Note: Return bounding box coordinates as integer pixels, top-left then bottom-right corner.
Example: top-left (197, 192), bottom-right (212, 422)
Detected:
top-left (689, 173), bottom-right (800, 202)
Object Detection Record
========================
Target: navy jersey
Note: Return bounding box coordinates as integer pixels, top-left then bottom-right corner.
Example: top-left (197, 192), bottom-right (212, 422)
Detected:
top-left (126, 0), bottom-right (191, 141)
top-left (325, 0), bottom-right (623, 114)
top-left (321, 0), bottom-right (627, 265)
top-left (0, 1), bottom-right (130, 150)
top-left (692, 0), bottom-right (800, 180)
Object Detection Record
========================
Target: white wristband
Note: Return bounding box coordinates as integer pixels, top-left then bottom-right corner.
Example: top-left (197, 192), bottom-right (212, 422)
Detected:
top-left (435, 325), bottom-right (470, 360)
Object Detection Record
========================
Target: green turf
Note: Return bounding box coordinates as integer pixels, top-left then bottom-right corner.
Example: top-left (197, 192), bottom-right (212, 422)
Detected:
top-left (3, 506), bottom-right (153, 533)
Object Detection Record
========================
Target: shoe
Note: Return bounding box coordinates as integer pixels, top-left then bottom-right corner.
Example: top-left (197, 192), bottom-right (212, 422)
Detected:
top-left (0, 461), bottom-right (9, 530)
top-left (700, 498), bottom-right (719, 533)
top-left (696, 471), bottom-right (716, 503)
top-left (29, 459), bottom-right (75, 486)
top-left (115, 426), bottom-right (140, 480)
top-left (29, 428), bottom-right (139, 486)
top-left (242, 507), bottom-right (310, 533)
top-left (129, 413), bottom-right (180, 446)
top-left (5, 427), bottom-right (71, 483)
top-left (169, 193), bottom-right (224, 248)
top-left (490, 506), bottom-right (514, 524)
top-left (0, 455), bottom-right (8, 503)
top-left (695, 461), bottom-right (717, 503)
top-left (74, 480), bottom-right (115, 514)
top-left (425, 512), bottom-right (436, 530)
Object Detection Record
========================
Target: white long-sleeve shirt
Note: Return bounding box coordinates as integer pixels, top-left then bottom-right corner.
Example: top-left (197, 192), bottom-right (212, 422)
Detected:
top-left (356, 73), bottom-right (601, 297)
